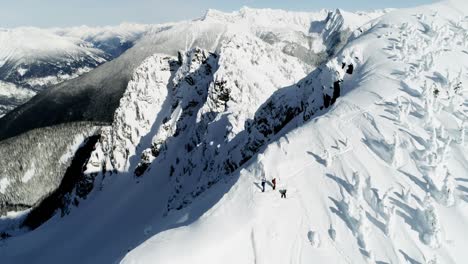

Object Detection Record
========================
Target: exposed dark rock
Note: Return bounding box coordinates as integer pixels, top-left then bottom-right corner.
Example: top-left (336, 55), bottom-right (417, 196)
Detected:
top-left (346, 64), bottom-right (354, 74)
top-left (331, 80), bottom-right (342, 105)
top-left (134, 163), bottom-right (150, 177)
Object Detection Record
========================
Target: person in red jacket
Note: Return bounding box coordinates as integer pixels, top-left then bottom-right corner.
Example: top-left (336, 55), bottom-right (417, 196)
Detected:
top-left (272, 178), bottom-right (277, 190)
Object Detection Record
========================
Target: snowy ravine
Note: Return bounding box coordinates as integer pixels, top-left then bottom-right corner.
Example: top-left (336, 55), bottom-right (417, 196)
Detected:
top-left (1, 1), bottom-right (468, 264)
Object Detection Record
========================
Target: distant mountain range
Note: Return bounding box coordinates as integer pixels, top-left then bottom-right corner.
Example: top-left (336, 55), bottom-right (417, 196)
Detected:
top-left (0, 23), bottom-right (149, 117)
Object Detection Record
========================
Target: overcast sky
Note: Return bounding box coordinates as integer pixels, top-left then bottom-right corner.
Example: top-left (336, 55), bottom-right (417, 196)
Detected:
top-left (0, 0), bottom-right (436, 28)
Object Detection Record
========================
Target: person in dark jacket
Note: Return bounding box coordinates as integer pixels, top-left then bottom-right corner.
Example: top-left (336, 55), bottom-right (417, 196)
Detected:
top-left (261, 177), bottom-right (266, 192)
top-left (272, 178), bottom-right (277, 190)
top-left (279, 189), bottom-right (287, 198)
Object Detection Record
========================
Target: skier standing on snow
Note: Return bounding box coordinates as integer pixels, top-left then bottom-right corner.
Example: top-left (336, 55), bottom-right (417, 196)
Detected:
top-left (272, 178), bottom-right (277, 190)
top-left (261, 177), bottom-right (266, 192)
top-left (279, 189), bottom-right (287, 198)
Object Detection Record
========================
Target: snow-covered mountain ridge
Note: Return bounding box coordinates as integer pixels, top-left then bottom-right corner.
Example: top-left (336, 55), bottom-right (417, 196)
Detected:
top-left (0, 7), bottom-right (375, 139)
top-left (2, 2), bottom-right (468, 263)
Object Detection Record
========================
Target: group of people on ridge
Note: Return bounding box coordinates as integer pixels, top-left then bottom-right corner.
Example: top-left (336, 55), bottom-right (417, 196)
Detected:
top-left (261, 177), bottom-right (287, 198)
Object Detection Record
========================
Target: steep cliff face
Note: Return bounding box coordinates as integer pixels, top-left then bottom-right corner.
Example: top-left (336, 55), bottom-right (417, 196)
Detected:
top-left (109, 55), bottom-right (180, 172)
top-left (81, 34), bottom-right (356, 214)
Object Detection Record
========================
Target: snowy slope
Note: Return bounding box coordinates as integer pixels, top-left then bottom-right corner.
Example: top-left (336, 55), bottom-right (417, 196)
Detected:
top-left (3, 3), bottom-right (467, 264)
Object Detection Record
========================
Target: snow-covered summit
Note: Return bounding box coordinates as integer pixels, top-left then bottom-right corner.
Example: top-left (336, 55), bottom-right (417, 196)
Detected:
top-left (202, 6), bottom-right (385, 32)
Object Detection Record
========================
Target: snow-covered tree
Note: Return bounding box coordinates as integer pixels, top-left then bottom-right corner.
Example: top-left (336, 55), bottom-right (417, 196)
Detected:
top-left (378, 187), bottom-right (394, 218)
top-left (448, 93), bottom-right (463, 113)
top-left (307, 231), bottom-right (321, 248)
top-left (429, 127), bottom-right (438, 153)
top-left (402, 186), bottom-right (411, 203)
top-left (422, 80), bottom-right (429, 97)
top-left (440, 172), bottom-right (455, 207)
top-left (397, 97), bottom-right (411, 126)
top-left (392, 133), bottom-right (403, 167)
top-left (422, 194), bottom-right (442, 248)
top-left (357, 207), bottom-right (370, 250)
top-left (425, 152), bottom-right (438, 167)
top-left (424, 94), bottom-right (434, 126)
top-left (351, 171), bottom-right (363, 199)
top-left (438, 125), bottom-right (446, 141)
top-left (396, 96), bottom-right (402, 110)
top-left (328, 224), bottom-right (337, 241)
top-left (459, 123), bottom-right (466, 145)
top-left (385, 206), bottom-right (396, 237)
top-left (363, 176), bottom-right (381, 215)
top-left (324, 150), bottom-right (333, 167)
top-left (439, 138), bottom-right (452, 164)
